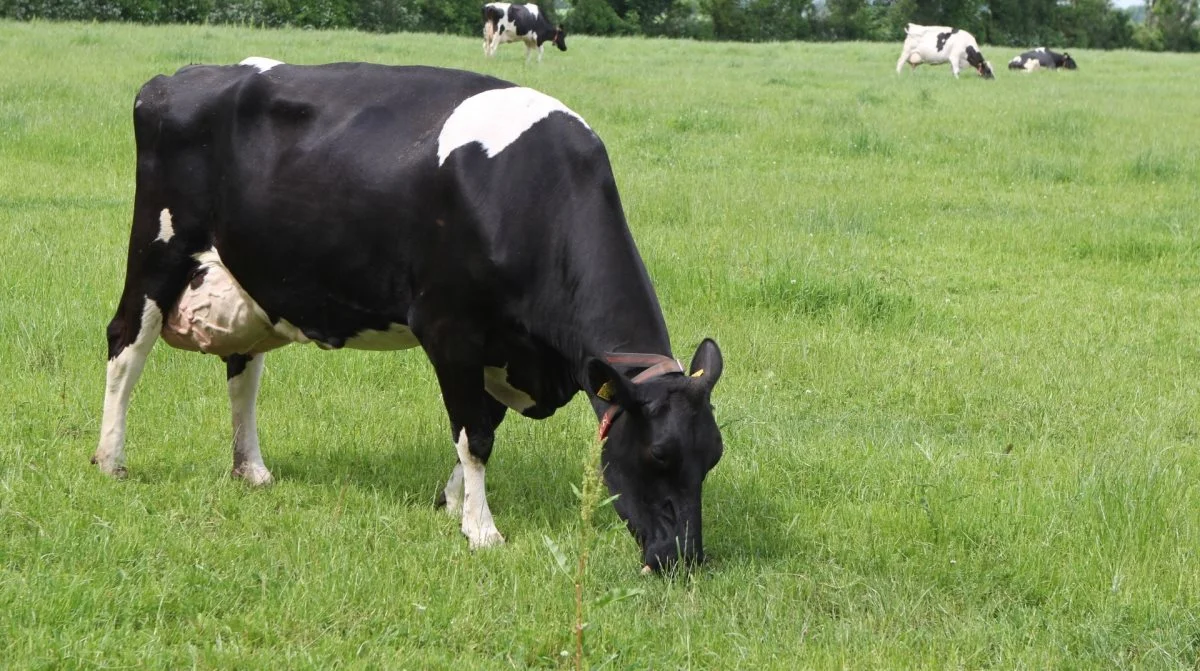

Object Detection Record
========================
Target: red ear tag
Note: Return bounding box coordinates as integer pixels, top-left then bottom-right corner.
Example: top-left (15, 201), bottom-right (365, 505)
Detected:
top-left (598, 411), bottom-right (614, 440)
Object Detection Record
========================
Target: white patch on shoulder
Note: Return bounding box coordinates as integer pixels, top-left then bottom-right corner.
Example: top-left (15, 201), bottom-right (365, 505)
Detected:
top-left (154, 208), bottom-right (174, 243)
top-left (484, 366), bottom-right (536, 411)
top-left (344, 323), bottom-right (420, 351)
top-left (527, 4), bottom-right (539, 17)
top-left (437, 87), bottom-right (591, 166)
top-left (240, 56), bottom-right (284, 73)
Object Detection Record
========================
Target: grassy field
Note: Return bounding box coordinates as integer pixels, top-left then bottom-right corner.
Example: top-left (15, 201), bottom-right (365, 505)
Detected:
top-left (3, 18), bottom-right (1200, 668)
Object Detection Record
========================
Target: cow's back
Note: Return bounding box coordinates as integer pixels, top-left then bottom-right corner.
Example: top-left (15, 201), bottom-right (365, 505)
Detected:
top-left (133, 62), bottom-right (616, 351)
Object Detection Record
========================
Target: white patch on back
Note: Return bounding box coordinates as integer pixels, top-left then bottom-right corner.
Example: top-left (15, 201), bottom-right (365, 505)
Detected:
top-left (437, 87), bottom-right (591, 166)
top-left (155, 208), bottom-right (174, 243)
top-left (240, 56), bottom-right (284, 73)
top-left (484, 366), bottom-right (536, 411)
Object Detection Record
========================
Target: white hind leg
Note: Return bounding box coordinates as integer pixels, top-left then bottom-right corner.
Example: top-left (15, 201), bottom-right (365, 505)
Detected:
top-left (94, 297), bottom-right (162, 477)
top-left (228, 353), bottom-right (273, 485)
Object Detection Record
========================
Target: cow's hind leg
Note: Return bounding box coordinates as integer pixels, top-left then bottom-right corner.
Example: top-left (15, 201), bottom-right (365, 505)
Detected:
top-left (94, 296), bottom-right (163, 476)
top-left (95, 200), bottom-right (204, 477)
top-left (227, 353), bottom-right (273, 485)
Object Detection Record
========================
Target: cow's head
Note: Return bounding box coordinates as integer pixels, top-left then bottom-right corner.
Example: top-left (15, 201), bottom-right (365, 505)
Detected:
top-left (966, 46), bottom-right (995, 79)
top-left (1061, 52), bottom-right (1078, 70)
top-left (587, 340), bottom-right (724, 573)
top-left (553, 26), bottom-right (568, 52)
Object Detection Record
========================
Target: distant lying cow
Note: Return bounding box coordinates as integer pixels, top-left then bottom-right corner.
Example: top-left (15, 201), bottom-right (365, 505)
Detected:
top-left (483, 2), bottom-right (566, 63)
top-left (1008, 48), bottom-right (1077, 71)
top-left (896, 23), bottom-right (994, 79)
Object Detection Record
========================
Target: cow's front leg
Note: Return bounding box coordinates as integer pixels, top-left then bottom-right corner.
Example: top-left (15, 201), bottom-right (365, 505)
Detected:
top-left (428, 353), bottom-right (509, 548)
top-left (454, 426), bottom-right (503, 548)
top-left (436, 460), bottom-right (464, 515)
top-left (227, 353), bottom-right (272, 485)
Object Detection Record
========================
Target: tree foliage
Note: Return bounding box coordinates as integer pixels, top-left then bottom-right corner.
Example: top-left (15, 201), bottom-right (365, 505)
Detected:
top-left (0, 0), bottom-right (1182, 51)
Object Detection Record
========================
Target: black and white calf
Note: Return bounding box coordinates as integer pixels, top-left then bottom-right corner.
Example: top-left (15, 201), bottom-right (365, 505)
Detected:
top-left (483, 2), bottom-right (566, 63)
top-left (1008, 48), bottom-right (1077, 71)
top-left (896, 23), bottom-right (995, 79)
top-left (95, 58), bottom-right (725, 572)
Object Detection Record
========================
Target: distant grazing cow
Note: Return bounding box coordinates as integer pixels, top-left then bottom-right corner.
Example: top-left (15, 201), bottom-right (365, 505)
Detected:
top-left (1008, 48), bottom-right (1077, 71)
top-left (94, 58), bottom-right (726, 573)
top-left (483, 3), bottom-right (566, 63)
top-left (896, 23), bottom-right (995, 79)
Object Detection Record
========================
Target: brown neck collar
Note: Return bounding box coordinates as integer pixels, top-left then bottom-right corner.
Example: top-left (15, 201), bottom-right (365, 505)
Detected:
top-left (597, 352), bottom-right (683, 439)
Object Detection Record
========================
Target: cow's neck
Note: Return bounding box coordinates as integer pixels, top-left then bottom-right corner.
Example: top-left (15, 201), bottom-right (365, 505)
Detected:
top-left (540, 215), bottom-right (674, 391)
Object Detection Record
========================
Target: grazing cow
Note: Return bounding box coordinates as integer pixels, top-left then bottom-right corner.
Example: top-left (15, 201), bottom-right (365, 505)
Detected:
top-left (1008, 48), bottom-right (1077, 71)
top-left (94, 58), bottom-right (726, 573)
top-left (483, 2), bottom-right (566, 63)
top-left (896, 23), bottom-right (995, 79)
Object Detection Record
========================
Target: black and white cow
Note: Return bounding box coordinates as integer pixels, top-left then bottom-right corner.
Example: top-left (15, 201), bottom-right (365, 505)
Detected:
top-left (483, 2), bottom-right (566, 63)
top-left (1008, 48), bottom-right (1077, 71)
top-left (94, 58), bottom-right (725, 573)
top-left (896, 23), bottom-right (995, 79)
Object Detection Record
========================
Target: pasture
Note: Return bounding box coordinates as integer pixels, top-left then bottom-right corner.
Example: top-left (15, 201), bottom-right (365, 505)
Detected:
top-left (2, 19), bottom-right (1200, 668)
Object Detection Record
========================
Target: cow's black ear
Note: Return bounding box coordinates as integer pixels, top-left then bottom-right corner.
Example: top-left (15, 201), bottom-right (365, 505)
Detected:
top-left (687, 339), bottom-right (723, 390)
top-left (587, 358), bottom-right (643, 408)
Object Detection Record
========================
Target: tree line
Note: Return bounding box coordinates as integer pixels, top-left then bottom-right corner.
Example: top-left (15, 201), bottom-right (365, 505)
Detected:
top-left (2, 0), bottom-right (1197, 51)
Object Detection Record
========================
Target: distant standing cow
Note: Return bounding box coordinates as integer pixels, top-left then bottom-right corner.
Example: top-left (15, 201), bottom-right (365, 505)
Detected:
top-left (896, 23), bottom-right (995, 79)
top-left (1008, 48), bottom-right (1077, 71)
top-left (483, 3), bottom-right (566, 63)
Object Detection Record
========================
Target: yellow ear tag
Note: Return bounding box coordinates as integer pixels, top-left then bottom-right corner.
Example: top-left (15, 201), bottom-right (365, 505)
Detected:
top-left (597, 381), bottom-right (615, 401)
top-left (690, 369), bottom-right (705, 378)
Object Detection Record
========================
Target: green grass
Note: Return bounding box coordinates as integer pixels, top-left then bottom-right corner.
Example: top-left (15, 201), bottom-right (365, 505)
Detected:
top-left (3, 19), bottom-right (1200, 668)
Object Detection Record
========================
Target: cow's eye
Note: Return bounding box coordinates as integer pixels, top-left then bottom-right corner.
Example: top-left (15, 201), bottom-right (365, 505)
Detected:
top-left (647, 442), bottom-right (678, 468)
top-left (649, 444), bottom-right (668, 463)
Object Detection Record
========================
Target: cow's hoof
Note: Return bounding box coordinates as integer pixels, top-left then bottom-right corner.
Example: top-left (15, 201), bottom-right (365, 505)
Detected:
top-left (232, 464), bottom-right (274, 486)
top-left (464, 526), bottom-right (505, 550)
top-left (91, 454), bottom-right (128, 479)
